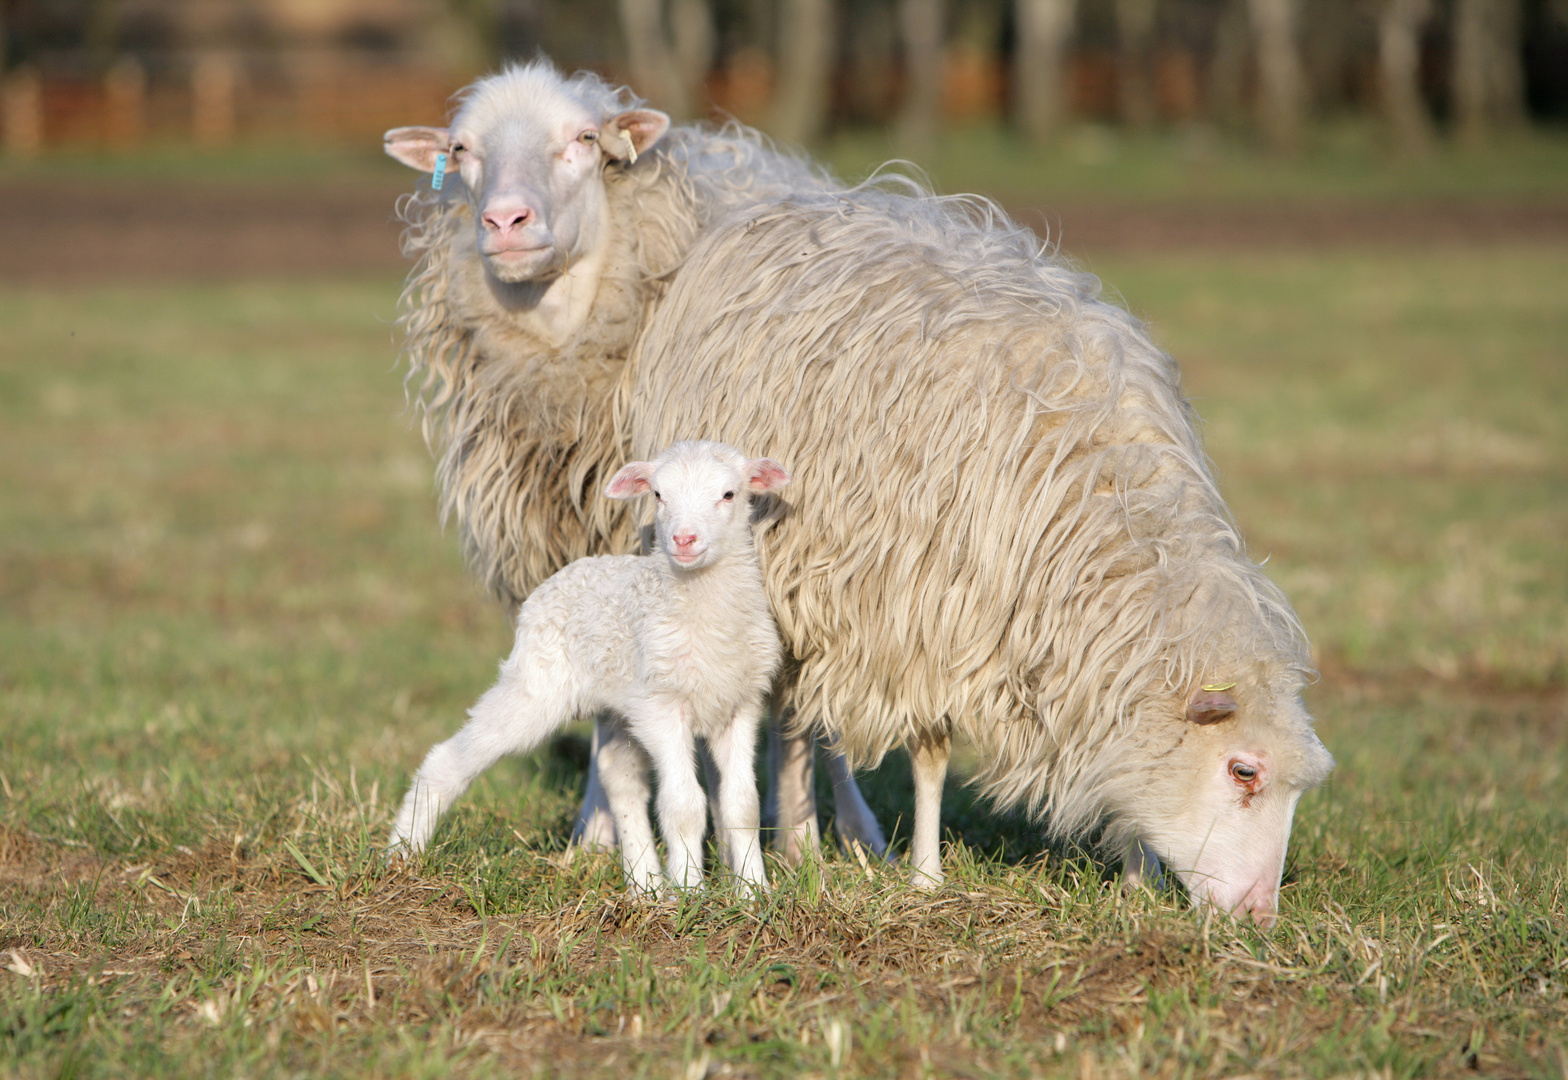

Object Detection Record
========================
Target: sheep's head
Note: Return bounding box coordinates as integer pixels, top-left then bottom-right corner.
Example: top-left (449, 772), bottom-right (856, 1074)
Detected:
top-left (1115, 669), bottom-right (1333, 928)
top-left (384, 62), bottom-right (669, 285)
top-left (604, 441), bottom-right (790, 573)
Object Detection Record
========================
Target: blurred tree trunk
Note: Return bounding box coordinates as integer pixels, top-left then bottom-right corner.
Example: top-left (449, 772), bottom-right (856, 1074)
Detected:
top-left (3, 67), bottom-right (43, 158)
top-left (772, 0), bottom-right (834, 144)
top-left (1115, 0), bottom-right (1158, 129)
top-left (1454, 0), bottom-right (1525, 146)
top-left (895, 0), bottom-right (944, 154)
top-left (618, 0), bottom-right (714, 120)
top-left (1014, 0), bottom-right (1075, 142)
top-left (1245, 0), bottom-right (1304, 153)
top-left (1377, 0), bottom-right (1433, 155)
top-left (1207, 0), bottom-right (1250, 127)
top-left (672, 0), bottom-right (716, 112)
top-left (105, 55), bottom-right (148, 150)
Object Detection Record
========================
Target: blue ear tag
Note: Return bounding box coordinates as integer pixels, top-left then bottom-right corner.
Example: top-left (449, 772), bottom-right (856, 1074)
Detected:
top-left (431, 152), bottom-right (448, 191)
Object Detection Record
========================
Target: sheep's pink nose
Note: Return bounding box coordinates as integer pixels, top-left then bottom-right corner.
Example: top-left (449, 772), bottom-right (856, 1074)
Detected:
top-left (673, 532), bottom-right (698, 550)
top-left (1237, 882), bottom-right (1280, 929)
top-left (482, 201), bottom-right (534, 234)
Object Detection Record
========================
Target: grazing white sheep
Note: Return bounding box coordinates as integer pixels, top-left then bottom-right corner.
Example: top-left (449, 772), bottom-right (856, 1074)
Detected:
top-left (626, 190), bottom-right (1335, 924)
top-left (384, 60), bottom-right (884, 863)
top-left (387, 441), bottom-right (791, 894)
top-left (386, 59), bottom-right (1333, 924)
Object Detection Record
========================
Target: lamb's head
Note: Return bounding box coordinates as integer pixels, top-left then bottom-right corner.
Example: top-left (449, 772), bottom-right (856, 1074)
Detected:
top-left (1114, 666), bottom-right (1334, 928)
top-left (384, 62), bottom-right (669, 284)
top-left (605, 441), bottom-right (791, 572)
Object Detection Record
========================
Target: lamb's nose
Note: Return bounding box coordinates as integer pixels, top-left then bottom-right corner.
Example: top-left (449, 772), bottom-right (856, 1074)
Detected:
top-left (673, 532), bottom-right (697, 550)
top-left (482, 202), bottom-right (534, 234)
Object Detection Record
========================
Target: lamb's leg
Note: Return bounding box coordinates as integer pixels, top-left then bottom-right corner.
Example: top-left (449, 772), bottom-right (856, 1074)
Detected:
top-left (570, 715), bottom-right (618, 852)
top-left (707, 704), bottom-right (767, 893)
top-left (389, 655), bottom-right (574, 855)
top-left (699, 741), bottom-right (722, 839)
top-left (594, 721), bottom-right (662, 895)
top-left (766, 724), bottom-right (821, 866)
top-left (824, 750), bottom-right (887, 858)
top-left (908, 726), bottom-right (951, 889)
top-left (629, 703), bottom-right (708, 891)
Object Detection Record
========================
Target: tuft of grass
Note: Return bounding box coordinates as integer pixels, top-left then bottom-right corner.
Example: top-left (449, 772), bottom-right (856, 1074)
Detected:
top-left (825, 120), bottom-right (1568, 204)
top-left (2, 253), bottom-right (1565, 1077)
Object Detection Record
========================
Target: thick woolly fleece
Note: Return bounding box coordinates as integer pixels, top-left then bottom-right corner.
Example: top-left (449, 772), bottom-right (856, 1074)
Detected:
top-left (396, 67), bottom-right (829, 606)
top-left (626, 188), bottom-right (1333, 853)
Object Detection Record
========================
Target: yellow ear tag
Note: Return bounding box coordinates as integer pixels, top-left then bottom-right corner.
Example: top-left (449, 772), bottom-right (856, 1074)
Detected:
top-left (1202, 682), bottom-right (1237, 692)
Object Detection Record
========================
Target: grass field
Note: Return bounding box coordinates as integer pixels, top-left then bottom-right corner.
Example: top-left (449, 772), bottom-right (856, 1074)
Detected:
top-left (1, 243), bottom-right (1565, 1077)
top-left (6, 121), bottom-right (1568, 204)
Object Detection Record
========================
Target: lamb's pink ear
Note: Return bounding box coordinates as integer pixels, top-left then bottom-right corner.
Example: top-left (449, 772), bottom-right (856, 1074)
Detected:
top-left (1187, 690), bottom-right (1238, 725)
top-left (383, 126), bottom-right (449, 172)
top-left (601, 109), bottom-right (670, 163)
top-left (743, 458), bottom-right (791, 493)
top-left (605, 462), bottom-right (655, 500)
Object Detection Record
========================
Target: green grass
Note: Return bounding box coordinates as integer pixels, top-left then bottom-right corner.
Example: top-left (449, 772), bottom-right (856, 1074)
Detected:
top-left (824, 120), bottom-right (1568, 203)
top-left (2, 251), bottom-right (1566, 1078)
top-left (6, 120), bottom-right (1567, 203)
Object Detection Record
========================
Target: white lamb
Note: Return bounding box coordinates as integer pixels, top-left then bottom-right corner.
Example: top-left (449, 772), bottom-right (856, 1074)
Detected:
top-left (387, 440), bottom-right (790, 894)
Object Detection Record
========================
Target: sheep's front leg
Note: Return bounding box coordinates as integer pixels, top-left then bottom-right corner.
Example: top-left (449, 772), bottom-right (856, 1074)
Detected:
top-left (570, 714), bottom-right (619, 852)
top-left (630, 702), bottom-right (708, 891)
top-left (909, 726), bottom-right (951, 889)
top-left (594, 722), bottom-right (662, 895)
top-left (766, 724), bottom-right (821, 865)
top-left (825, 750), bottom-right (887, 858)
top-left (1122, 835), bottom-right (1165, 891)
top-left (707, 704), bottom-right (767, 893)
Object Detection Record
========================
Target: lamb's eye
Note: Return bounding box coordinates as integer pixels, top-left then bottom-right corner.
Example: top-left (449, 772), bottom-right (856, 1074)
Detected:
top-left (449, 143), bottom-right (466, 158)
top-left (653, 491), bottom-right (661, 501)
top-left (722, 491), bottom-right (735, 501)
top-left (579, 130), bottom-right (599, 144)
top-left (1229, 761), bottom-right (1258, 785)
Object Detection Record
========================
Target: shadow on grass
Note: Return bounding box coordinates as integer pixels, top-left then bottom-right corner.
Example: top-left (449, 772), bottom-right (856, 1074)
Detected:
top-left (432, 733), bottom-right (1115, 893)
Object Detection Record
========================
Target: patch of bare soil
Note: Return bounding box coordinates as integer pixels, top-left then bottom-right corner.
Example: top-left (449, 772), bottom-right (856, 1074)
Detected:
top-left (2, 176), bottom-right (1565, 285)
top-left (1019, 197), bottom-right (1568, 257)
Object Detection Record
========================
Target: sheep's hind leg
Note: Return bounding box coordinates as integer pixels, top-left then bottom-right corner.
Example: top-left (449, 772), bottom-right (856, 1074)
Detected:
top-left (825, 750), bottom-right (887, 858)
top-left (595, 721), bottom-right (662, 895)
top-left (569, 715), bottom-right (619, 852)
top-left (908, 726), bottom-right (951, 889)
top-left (388, 656), bottom-right (574, 856)
top-left (765, 724), bottom-right (821, 866)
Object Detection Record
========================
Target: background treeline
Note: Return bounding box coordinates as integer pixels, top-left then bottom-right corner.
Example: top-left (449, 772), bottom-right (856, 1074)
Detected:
top-left (2, 0), bottom-right (1565, 154)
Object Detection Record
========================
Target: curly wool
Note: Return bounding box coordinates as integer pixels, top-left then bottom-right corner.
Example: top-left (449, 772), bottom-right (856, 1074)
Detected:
top-left (395, 66), bottom-right (831, 604)
top-left (625, 185), bottom-right (1316, 842)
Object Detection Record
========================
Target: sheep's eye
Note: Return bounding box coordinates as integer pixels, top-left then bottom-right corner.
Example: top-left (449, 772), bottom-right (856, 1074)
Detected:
top-left (653, 490), bottom-right (661, 501)
top-left (579, 130), bottom-right (599, 144)
top-left (1229, 762), bottom-right (1258, 785)
top-left (722, 491), bottom-right (735, 501)
top-left (449, 143), bottom-right (466, 158)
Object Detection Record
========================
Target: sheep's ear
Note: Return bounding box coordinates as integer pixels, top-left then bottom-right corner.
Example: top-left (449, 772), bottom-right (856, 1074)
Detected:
top-left (743, 458), bottom-right (791, 493)
top-left (601, 109), bottom-right (670, 164)
top-left (605, 462), bottom-right (655, 500)
top-left (1186, 689), bottom-right (1237, 725)
top-left (384, 126), bottom-right (450, 173)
